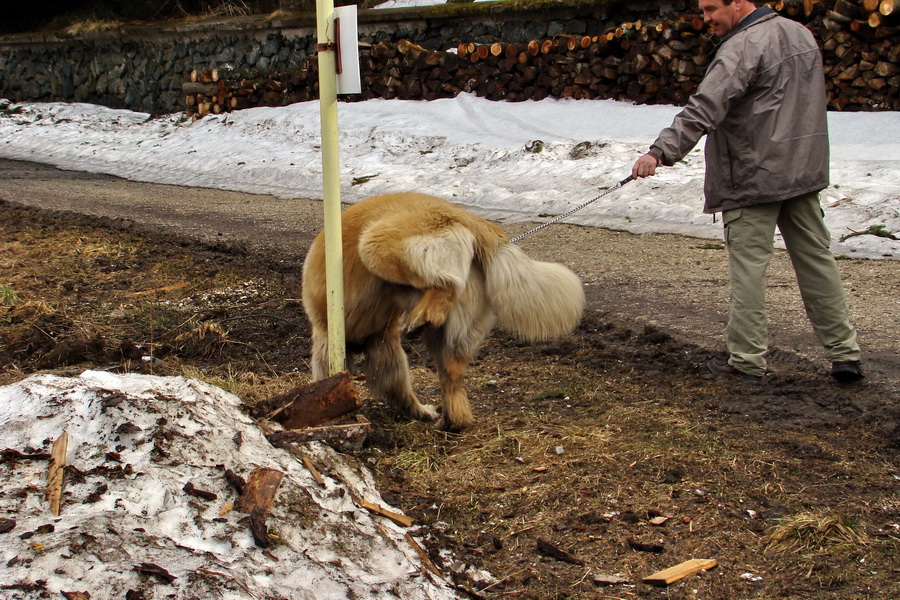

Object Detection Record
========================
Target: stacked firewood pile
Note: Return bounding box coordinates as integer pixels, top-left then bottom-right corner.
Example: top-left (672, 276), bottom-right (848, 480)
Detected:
top-left (812, 0), bottom-right (899, 109)
top-left (182, 0), bottom-right (899, 118)
top-left (813, 0), bottom-right (896, 27)
top-left (183, 66), bottom-right (318, 117)
top-left (370, 21), bottom-right (714, 106)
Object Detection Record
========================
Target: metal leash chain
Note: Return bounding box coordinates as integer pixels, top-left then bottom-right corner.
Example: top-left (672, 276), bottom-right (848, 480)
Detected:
top-left (509, 175), bottom-right (633, 244)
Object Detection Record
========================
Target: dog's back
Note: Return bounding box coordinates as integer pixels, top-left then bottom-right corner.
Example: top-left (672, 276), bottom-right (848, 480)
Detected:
top-left (302, 192), bottom-right (504, 338)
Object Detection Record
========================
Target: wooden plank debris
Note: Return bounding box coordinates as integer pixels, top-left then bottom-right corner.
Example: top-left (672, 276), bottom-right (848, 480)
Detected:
top-left (247, 511), bottom-right (271, 548)
top-left (134, 562), bottom-right (177, 584)
top-left (224, 468), bottom-right (246, 495)
top-left (627, 537), bottom-right (665, 553)
top-left (592, 573), bottom-right (629, 586)
top-left (260, 371), bottom-right (360, 430)
top-left (1, 448), bottom-right (51, 462)
top-left (47, 432), bottom-right (68, 516)
top-left (235, 468), bottom-right (284, 515)
top-left (643, 558), bottom-right (718, 586)
top-left (233, 467), bottom-right (284, 548)
top-left (183, 481), bottom-right (218, 501)
top-left (266, 420), bottom-right (371, 452)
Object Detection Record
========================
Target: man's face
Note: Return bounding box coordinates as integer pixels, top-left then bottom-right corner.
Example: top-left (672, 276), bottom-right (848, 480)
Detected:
top-left (699, 0), bottom-right (744, 38)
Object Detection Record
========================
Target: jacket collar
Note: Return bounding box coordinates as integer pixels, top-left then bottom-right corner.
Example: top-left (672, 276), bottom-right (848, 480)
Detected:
top-left (709, 7), bottom-right (777, 60)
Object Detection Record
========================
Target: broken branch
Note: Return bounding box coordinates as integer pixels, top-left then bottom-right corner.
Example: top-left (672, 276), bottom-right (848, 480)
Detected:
top-left (356, 498), bottom-right (415, 528)
top-left (536, 538), bottom-right (585, 565)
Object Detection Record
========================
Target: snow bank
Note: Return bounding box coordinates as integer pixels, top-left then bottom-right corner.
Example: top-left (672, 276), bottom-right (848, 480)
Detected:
top-left (0, 371), bottom-right (461, 600)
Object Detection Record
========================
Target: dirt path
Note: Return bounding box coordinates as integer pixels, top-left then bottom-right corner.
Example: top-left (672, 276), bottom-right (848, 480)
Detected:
top-left (2, 158), bottom-right (897, 385)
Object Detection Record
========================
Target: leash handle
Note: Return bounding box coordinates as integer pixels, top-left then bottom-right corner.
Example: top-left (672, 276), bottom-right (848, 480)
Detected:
top-left (510, 175), bottom-right (633, 244)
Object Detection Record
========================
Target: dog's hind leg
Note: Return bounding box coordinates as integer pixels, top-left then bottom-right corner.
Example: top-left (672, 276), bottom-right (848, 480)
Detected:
top-left (366, 324), bottom-right (439, 422)
top-left (427, 340), bottom-right (474, 432)
top-left (423, 273), bottom-right (496, 431)
top-left (404, 287), bottom-right (457, 331)
top-left (360, 224), bottom-right (473, 332)
top-left (422, 328), bottom-right (478, 432)
top-left (309, 325), bottom-right (330, 381)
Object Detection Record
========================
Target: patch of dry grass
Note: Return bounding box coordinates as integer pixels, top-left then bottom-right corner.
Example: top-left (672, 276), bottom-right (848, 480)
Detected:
top-left (181, 364), bottom-right (311, 404)
top-left (763, 511), bottom-right (868, 554)
top-left (185, 0), bottom-right (254, 20)
top-left (64, 20), bottom-right (122, 35)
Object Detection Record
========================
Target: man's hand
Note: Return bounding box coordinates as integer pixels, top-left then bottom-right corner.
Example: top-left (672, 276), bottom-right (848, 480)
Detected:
top-left (632, 153), bottom-right (661, 179)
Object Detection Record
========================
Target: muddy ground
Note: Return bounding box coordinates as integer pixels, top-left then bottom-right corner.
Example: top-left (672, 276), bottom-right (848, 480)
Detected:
top-left (1, 187), bottom-right (898, 599)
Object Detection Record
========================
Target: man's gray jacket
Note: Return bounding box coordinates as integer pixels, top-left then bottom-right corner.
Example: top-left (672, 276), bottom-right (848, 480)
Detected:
top-left (648, 10), bottom-right (830, 214)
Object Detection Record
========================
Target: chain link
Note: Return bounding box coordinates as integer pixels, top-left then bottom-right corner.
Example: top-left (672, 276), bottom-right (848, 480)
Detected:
top-left (509, 175), bottom-right (633, 244)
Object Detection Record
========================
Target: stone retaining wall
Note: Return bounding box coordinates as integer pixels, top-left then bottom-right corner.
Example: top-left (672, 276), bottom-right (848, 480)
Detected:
top-left (1, 0), bottom-right (896, 114)
top-left (0, 0), bottom-right (690, 114)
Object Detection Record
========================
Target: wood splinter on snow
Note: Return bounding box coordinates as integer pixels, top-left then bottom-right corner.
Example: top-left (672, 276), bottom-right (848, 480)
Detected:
top-left (279, 442), bottom-right (326, 487)
top-left (47, 432), bottom-right (68, 516)
top-left (404, 532), bottom-right (444, 578)
top-left (299, 451), bottom-right (326, 487)
top-left (643, 558), bottom-right (718, 586)
top-left (355, 497), bottom-right (415, 528)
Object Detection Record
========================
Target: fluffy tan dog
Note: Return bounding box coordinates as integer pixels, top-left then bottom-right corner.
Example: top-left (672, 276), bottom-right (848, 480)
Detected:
top-left (302, 192), bottom-right (585, 431)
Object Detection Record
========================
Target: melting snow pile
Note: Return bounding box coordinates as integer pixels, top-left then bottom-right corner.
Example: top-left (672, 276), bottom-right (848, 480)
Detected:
top-left (0, 370), bottom-right (462, 600)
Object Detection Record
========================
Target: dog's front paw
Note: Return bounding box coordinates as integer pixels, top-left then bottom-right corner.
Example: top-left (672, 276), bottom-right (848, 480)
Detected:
top-left (409, 403), bottom-right (439, 423)
top-left (435, 415), bottom-right (465, 433)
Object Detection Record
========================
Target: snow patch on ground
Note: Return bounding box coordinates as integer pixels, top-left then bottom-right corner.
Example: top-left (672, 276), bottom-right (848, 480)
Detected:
top-left (0, 371), bottom-right (461, 600)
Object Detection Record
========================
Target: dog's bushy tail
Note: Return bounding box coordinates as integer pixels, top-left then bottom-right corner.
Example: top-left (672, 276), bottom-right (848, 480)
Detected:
top-left (483, 243), bottom-right (585, 341)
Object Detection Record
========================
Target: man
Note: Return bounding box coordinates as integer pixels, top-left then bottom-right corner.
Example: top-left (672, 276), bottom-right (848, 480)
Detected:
top-left (631, 0), bottom-right (863, 382)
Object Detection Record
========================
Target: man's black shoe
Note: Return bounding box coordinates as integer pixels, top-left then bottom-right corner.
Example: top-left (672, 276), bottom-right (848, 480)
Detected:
top-left (707, 358), bottom-right (762, 382)
top-left (830, 361), bottom-right (864, 382)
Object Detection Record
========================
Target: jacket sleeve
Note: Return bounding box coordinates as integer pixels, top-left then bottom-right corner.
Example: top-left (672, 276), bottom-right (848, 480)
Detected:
top-left (650, 41), bottom-right (759, 166)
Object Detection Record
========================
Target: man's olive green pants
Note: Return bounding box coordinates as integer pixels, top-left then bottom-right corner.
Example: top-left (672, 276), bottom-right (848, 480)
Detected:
top-left (721, 192), bottom-right (860, 377)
